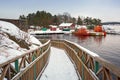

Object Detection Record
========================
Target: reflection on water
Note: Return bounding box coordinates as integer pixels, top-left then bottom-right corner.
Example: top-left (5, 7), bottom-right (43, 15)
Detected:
top-left (35, 34), bottom-right (120, 67)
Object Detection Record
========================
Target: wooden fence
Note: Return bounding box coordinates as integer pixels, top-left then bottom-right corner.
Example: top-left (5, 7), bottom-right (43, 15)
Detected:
top-left (0, 40), bottom-right (51, 80)
top-left (51, 39), bottom-right (120, 80)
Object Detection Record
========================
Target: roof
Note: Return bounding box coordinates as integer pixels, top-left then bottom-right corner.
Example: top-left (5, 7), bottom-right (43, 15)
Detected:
top-left (59, 23), bottom-right (73, 26)
top-left (49, 25), bottom-right (57, 28)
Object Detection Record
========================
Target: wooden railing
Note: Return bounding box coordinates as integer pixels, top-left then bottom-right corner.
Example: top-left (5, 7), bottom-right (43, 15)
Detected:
top-left (51, 39), bottom-right (120, 80)
top-left (0, 40), bottom-right (51, 80)
top-left (1, 39), bottom-right (120, 80)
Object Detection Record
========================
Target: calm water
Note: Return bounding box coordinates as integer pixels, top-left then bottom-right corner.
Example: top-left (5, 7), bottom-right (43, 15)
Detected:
top-left (35, 34), bottom-right (120, 67)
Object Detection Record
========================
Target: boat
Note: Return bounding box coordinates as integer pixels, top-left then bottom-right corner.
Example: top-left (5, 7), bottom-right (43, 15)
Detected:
top-left (73, 25), bottom-right (106, 36)
top-left (89, 31), bottom-right (106, 36)
top-left (73, 28), bottom-right (89, 36)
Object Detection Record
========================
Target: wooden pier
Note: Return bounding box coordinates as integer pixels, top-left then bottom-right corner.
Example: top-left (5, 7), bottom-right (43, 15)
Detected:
top-left (0, 39), bottom-right (120, 80)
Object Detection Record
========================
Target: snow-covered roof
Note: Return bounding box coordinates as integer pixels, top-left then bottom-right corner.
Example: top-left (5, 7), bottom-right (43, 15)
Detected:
top-left (49, 25), bottom-right (57, 28)
top-left (59, 23), bottom-right (73, 26)
top-left (30, 25), bottom-right (35, 28)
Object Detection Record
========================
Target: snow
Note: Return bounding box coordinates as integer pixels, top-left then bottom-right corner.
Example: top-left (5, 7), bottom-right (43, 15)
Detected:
top-left (75, 25), bottom-right (87, 29)
top-left (0, 20), bottom-right (42, 64)
top-left (29, 29), bottom-right (63, 35)
top-left (102, 24), bottom-right (120, 34)
top-left (29, 29), bottom-right (74, 35)
top-left (40, 47), bottom-right (79, 80)
top-left (49, 25), bottom-right (57, 28)
top-left (0, 33), bottom-right (25, 63)
top-left (64, 40), bottom-right (99, 57)
top-left (103, 24), bottom-right (120, 30)
top-left (0, 20), bottom-right (42, 46)
top-left (59, 23), bottom-right (73, 26)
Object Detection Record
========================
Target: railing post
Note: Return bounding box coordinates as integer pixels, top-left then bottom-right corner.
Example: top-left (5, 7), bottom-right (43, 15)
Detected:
top-left (94, 61), bottom-right (99, 74)
top-left (15, 60), bottom-right (19, 72)
top-left (32, 53), bottom-right (36, 80)
top-left (82, 54), bottom-right (85, 80)
top-left (82, 64), bottom-right (84, 80)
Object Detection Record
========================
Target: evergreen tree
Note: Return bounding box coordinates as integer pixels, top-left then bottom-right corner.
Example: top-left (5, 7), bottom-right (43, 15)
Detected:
top-left (72, 17), bottom-right (76, 24)
top-left (77, 16), bottom-right (83, 25)
top-left (20, 11), bottom-right (102, 28)
top-left (53, 15), bottom-right (59, 25)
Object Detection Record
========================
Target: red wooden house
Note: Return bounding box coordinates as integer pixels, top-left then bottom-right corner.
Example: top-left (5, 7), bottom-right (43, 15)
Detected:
top-left (59, 23), bottom-right (75, 30)
top-left (49, 25), bottom-right (57, 31)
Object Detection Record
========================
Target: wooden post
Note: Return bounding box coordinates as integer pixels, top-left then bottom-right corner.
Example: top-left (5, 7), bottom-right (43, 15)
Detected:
top-left (15, 60), bottom-right (19, 72)
top-left (94, 61), bottom-right (99, 74)
top-left (32, 52), bottom-right (36, 80)
top-left (6, 67), bottom-right (11, 80)
top-left (82, 55), bottom-right (85, 80)
top-left (34, 64), bottom-right (36, 80)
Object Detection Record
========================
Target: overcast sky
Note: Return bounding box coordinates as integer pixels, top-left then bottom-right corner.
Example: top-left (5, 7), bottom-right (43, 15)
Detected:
top-left (0, 0), bottom-right (120, 22)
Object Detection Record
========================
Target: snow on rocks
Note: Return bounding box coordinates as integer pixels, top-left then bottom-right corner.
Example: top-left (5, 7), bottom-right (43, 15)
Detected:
top-left (0, 20), bottom-right (42, 48)
top-left (0, 20), bottom-right (42, 64)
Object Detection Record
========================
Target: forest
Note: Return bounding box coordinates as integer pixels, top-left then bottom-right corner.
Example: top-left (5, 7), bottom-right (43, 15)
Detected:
top-left (19, 11), bottom-right (101, 28)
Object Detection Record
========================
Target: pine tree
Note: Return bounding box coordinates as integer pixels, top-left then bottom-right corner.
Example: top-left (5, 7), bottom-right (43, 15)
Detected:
top-left (77, 16), bottom-right (83, 25)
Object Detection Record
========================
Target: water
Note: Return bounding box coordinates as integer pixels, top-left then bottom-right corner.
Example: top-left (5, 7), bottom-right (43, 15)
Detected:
top-left (35, 34), bottom-right (120, 67)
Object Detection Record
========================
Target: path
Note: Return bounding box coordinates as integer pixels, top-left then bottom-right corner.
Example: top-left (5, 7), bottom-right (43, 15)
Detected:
top-left (40, 47), bottom-right (79, 80)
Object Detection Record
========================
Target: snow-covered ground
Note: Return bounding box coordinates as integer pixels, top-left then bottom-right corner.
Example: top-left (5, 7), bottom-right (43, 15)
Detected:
top-left (40, 47), bottom-right (79, 80)
top-left (28, 29), bottom-right (74, 35)
top-left (0, 20), bottom-right (42, 64)
top-left (103, 24), bottom-right (120, 34)
top-left (29, 29), bottom-right (63, 35)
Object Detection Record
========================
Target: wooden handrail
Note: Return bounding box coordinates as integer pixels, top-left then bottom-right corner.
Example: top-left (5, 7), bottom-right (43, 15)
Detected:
top-left (0, 40), bottom-right (51, 80)
top-left (51, 39), bottom-right (120, 80)
top-left (0, 40), bottom-right (50, 67)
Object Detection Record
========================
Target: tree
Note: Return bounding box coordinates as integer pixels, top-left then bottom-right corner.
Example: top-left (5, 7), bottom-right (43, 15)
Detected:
top-left (63, 12), bottom-right (71, 23)
top-left (92, 18), bottom-right (101, 25)
top-left (77, 16), bottom-right (83, 25)
top-left (52, 15), bottom-right (59, 25)
top-left (19, 15), bottom-right (26, 20)
top-left (20, 11), bottom-right (102, 28)
top-left (27, 13), bottom-right (35, 25)
top-left (72, 17), bottom-right (76, 24)
top-left (26, 11), bottom-right (53, 28)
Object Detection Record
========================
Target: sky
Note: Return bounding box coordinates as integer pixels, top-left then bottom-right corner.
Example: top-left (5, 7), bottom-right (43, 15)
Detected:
top-left (0, 0), bottom-right (120, 22)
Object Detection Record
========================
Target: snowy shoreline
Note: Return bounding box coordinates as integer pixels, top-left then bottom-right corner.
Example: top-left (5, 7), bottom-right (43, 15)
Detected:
top-left (28, 29), bottom-right (74, 35)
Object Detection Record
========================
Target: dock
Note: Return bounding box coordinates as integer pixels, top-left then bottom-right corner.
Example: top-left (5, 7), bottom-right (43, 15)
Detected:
top-left (29, 30), bottom-right (73, 35)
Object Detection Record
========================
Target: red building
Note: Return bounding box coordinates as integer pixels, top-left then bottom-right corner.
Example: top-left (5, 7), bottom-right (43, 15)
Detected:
top-left (49, 25), bottom-right (57, 31)
top-left (59, 23), bottom-right (75, 30)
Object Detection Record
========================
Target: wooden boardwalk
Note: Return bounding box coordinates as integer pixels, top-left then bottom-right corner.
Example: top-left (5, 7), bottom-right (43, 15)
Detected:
top-left (40, 47), bottom-right (80, 80)
top-left (0, 39), bottom-right (120, 80)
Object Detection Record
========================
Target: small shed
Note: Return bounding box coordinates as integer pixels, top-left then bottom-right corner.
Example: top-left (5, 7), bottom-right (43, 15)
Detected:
top-left (59, 23), bottom-right (75, 30)
top-left (41, 27), bottom-right (47, 31)
top-left (49, 25), bottom-right (57, 31)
